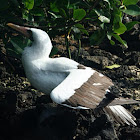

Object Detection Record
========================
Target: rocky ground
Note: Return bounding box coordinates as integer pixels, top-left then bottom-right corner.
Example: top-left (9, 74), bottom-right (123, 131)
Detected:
top-left (0, 22), bottom-right (140, 140)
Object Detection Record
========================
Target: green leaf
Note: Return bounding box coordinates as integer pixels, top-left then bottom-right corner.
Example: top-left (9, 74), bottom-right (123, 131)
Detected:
top-left (110, 40), bottom-right (115, 45)
top-left (107, 33), bottom-right (115, 45)
top-left (95, 8), bottom-right (111, 24)
top-left (59, 8), bottom-right (67, 18)
top-left (10, 36), bottom-right (31, 55)
top-left (124, 5), bottom-right (140, 16)
top-left (73, 32), bottom-right (81, 40)
top-left (113, 14), bottom-right (122, 24)
top-left (75, 24), bottom-right (89, 35)
top-left (73, 9), bottom-right (86, 21)
top-left (50, 47), bottom-right (58, 57)
top-left (50, 2), bottom-right (59, 12)
top-left (0, 0), bottom-right (8, 11)
top-left (10, 39), bottom-right (23, 54)
top-left (23, 0), bottom-right (34, 10)
top-left (114, 22), bottom-right (127, 34)
top-left (123, 0), bottom-right (139, 6)
top-left (90, 30), bottom-right (105, 45)
top-left (34, 0), bottom-right (42, 6)
top-left (112, 34), bottom-right (128, 48)
top-left (107, 32), bottom-right (112, 40)
top-left (98, 15), bottom-right (110, 23)
top-left (48, 11), bottom-right (58, 18)
top-left (125, 21), bottom-right (140, 31)
top-left (103, 0), bottom-right (111, 7)
top-left (6, 48), bottom-right (21, 59)
top-left (22, 10), bottom-right (34, 21)
top-left (100, 23), bottom-right (104, 29)
top-left (31, 7), bottom-right (45, 16)
top-left (105, 64), bottom-right (121, 69)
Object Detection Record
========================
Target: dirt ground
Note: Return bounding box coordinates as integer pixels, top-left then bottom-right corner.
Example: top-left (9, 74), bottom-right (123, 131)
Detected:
top-left (0, 21), bottom-right (140, 140)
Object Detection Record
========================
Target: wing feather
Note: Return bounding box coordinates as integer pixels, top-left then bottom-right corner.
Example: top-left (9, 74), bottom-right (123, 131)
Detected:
top-left (50, 67), bottom-right (113, 109)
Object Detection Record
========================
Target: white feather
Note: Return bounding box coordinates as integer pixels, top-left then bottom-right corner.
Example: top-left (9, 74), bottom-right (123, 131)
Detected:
top-left (109, 105), bottom-right (136, 126)
top-left (93, 83), bottom-right (102, 86)
top-left (51, 67), bottom-right (95, 104)
top-left (62, 104), bottom-right (89, 109)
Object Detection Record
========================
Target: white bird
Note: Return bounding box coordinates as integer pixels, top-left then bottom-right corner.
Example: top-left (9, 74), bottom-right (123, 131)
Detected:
top-left (7, 23), bottom-right (139, 126)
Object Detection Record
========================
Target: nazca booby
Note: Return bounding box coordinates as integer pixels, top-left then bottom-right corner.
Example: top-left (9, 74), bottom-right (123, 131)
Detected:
top-left (7, 23), bottom-right (139, 126)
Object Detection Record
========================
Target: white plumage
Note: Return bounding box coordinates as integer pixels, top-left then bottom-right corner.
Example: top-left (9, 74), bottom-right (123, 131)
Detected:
top-left (8, 23), bottom-right (139, 126)
top-left (51, 68), bottom-right (95, 104)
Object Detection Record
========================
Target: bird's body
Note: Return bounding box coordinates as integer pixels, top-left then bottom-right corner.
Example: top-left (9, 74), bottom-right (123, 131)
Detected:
top-left (22, 56), bottom-right (69, 93)
top-left (8, 23), bottom-right (139, 126)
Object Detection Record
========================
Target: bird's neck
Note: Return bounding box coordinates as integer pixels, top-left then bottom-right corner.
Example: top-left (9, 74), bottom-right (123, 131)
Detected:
top-left (32, 40), bottom-right (52, 59)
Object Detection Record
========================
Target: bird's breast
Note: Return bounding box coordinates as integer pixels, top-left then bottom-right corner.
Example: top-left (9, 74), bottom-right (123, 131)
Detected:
top-left (22, 52), bottom-right (68, 94)
top-left (25, 66), bottom-right (68, 94)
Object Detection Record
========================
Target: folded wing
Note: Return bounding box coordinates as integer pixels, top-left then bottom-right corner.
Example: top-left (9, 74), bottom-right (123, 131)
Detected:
top-left (50, 67), bottom-right (113, 109)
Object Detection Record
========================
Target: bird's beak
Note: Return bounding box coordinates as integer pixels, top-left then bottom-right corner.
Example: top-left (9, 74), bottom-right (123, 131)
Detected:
top-left (7, 23), bottom-right (31, 38)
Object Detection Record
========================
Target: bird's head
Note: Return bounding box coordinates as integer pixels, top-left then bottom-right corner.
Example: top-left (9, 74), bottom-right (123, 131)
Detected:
top-left (7, 23), bottom-right (53, 57)
top-left (7, 23), bottom-right (50, 44)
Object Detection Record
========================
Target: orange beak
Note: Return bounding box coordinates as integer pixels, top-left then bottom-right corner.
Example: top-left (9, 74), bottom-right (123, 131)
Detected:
top-left (7, 23), bottom-right (31, 38)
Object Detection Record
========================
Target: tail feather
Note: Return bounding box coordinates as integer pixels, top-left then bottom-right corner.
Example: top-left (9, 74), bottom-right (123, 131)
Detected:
top-left (109, 97), bottom-right (140, 106)
top-left (104, 105), bottom-right (137, 126)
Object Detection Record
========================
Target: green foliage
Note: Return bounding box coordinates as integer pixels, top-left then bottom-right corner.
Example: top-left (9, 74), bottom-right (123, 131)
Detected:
top-left (125, 21), bottom-right (140, 31)
top-left (8, 36), bottom-right (32, 58)
top-left (113, 22), bottom-right (127, 35)
top-left (123, 0), bottom-right (139, 6)
top-left (0, 0), bottom-right (140, 58)
top-left (23, 0), bottom-right (34, 10)
top-left (124, 5), bottom-right (140, 16)
top-left (73, 9), bottom-right (86, 21)
top-left (112, 34), bottom-right (128, 48)
top-left (90, 30), bottom-right (105, 45)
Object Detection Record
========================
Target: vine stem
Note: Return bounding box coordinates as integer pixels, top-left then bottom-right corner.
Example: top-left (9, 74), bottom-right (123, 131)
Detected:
top-left (65, 34), bottom-right (71, 59)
